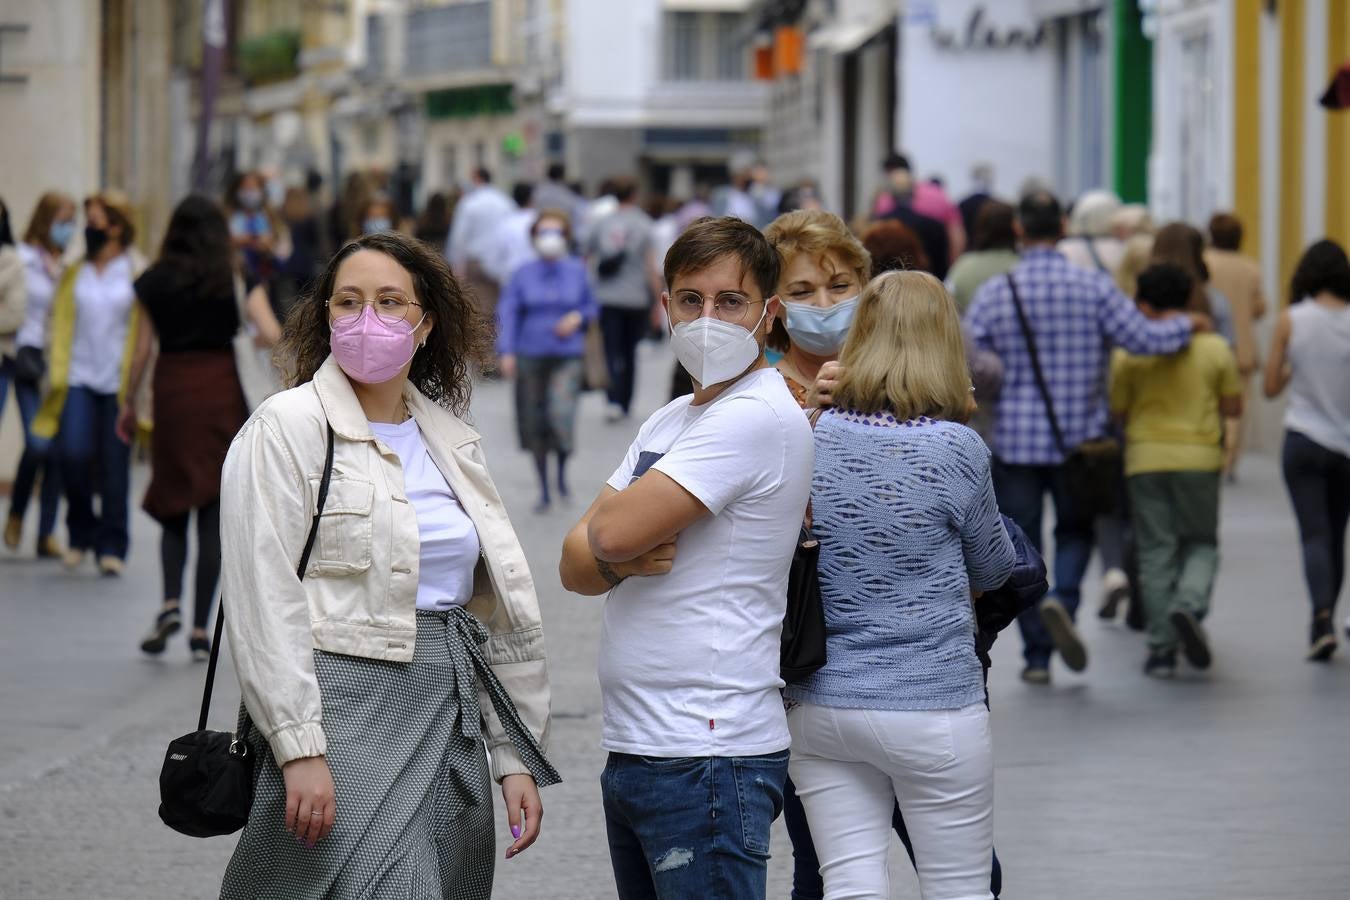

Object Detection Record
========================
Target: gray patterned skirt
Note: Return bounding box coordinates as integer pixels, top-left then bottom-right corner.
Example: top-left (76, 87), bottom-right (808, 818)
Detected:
top-left (220, 608), bottom-right (561, 900)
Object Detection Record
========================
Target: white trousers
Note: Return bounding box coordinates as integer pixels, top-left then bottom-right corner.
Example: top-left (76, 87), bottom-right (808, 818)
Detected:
top-left (787, 702), bottom-right (994, 900)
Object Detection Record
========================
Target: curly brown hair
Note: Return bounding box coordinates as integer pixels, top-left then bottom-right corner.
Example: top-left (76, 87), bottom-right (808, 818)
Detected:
top-left (276, 231), bottom-right (493, 415)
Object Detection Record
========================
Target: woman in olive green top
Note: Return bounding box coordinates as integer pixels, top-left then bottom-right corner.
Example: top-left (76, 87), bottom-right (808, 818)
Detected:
top-left (946, 200), bottom-right (1019, 312)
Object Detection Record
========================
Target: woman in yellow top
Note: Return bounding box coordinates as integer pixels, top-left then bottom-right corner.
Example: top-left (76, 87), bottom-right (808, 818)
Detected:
top-left (33, 190), bottom-right (146, 576)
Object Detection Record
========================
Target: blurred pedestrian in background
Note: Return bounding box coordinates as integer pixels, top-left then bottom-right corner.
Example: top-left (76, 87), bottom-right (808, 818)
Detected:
top-left (271, 185), bottom-right (325, 321)
top-left (946, 200), bottom-right (1019, 312)
top-left (226, 171), bottom-right (278, 284)
top-left (1111, 264), bottom-right (1242, 678)
top-left (1059, 189), bottom-right (1124, 275)
top-left (876, 154), bottom-right (951, 280)
top-left (786, 271), bottom-right (1015, 900)
top-left (913, 174), bottom-right (967, 260)
top-left (1113, 206), bottom-right (1157, 298)
top-left (496, 209), bottom-right (598, 513)
top-left (965, 191), bottom-right (1202, 684)
top-left (860, 218), bottom-right (930, 278)
top-left (763, 209), bottom-right (870, 406)
top-left (958, 162), bottom-right (996, 242)
top-left (219, 231), bottom-right (559, 897)
top-left (534, 163), bottom-right (587, 229)
top-left (120, 196), bottom-right (278, 660)
top-left (487, 182), bottom-right (539, 289)
top-left (1151, 222), bottom-right (1236, 346)
top-left (1204, 213), bottom-right (1267, 480)
top-left (0, 197), bottom-right (25, 426)
top-left (585, 177), bottom-right (662, 421)
top-left (446, 166), bottom-right (516, 321)
top-left (330, 171), bottom-right (374, 247)
top-left (357, 194), bottom-right (396, 236)
top-left (5, 191), bottom-right (74, 558)
top-left (32, 190), bottom-right (145, 576)
top-left (413, 190), bottom-right (454, 250)
top-left (1263, 239), bottom-right (1350, 661)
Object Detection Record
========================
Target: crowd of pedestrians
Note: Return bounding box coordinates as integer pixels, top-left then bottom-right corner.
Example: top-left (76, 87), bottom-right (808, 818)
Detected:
top-left (1, 150), bottom-right (1347, 900)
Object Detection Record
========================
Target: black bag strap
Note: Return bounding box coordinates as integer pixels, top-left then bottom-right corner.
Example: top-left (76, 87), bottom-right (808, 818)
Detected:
top-left (196, 424), bottom-right (337, 734)
top-left (1005, 274), bottom-right (1069, 457)
top-left (1085, 237), bottom-right (1108, 274)
top-left (802, 407), bottom-right (825, 532)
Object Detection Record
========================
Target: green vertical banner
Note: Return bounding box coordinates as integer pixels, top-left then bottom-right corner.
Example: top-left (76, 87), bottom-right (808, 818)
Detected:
top-left (1113, 0), bottom-right (1152, 203)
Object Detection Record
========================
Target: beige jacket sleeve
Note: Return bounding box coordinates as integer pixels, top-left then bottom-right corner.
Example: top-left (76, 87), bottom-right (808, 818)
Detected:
top-left (0, 247), bottom-right (27, 344)
top-left (220, 414), bottom-right (327, 766)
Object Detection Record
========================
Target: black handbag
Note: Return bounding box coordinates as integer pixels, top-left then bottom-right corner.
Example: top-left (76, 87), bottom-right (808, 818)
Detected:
top-left (1005, 274), bottom-right (1123, 519)
top-left (158, 425), bottom-right (335, 838)
top-left (13, 346), bottom-right (45, 382)
top-left (781, 409), bottom-right (827, 683)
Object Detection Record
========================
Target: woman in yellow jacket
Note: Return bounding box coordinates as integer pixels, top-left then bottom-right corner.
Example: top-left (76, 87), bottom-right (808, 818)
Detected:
top-left (32, 190), bottom-right (146, 575)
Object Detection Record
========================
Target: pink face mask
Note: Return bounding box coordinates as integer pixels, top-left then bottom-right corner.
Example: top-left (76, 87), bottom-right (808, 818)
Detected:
top-left (329, 306), bottom-right (422, 384)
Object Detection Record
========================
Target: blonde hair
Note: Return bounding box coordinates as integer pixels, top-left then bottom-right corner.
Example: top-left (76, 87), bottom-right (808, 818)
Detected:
top-left (832, 270), bottom-right (971, 420)
top-left (763, 209), bottom-right (871, 352)
top-left (23, 191), bottom-right (75, 253)
top-left (1115, 233), bottom-right (1154, 296)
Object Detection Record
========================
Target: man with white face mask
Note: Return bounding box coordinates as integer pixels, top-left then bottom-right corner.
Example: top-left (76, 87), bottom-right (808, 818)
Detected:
top-left (561, 216), bottom-right (813, 900)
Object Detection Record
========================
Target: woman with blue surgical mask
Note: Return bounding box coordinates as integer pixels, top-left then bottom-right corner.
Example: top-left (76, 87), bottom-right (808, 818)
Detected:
top-left (359, 195), bottom-right (396, 236)
top-left (763, 210), bottom-right (871, 407)
top-left (4, 191), bottom-right (76, 558)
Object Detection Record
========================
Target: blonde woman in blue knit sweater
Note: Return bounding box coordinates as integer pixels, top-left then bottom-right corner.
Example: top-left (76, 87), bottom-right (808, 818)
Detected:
top-left (785, 270), bottom-right (1017, 900)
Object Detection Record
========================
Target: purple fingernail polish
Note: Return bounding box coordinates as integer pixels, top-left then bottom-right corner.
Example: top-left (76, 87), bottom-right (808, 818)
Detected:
top-left (511, 825), bottom-right (521, 839)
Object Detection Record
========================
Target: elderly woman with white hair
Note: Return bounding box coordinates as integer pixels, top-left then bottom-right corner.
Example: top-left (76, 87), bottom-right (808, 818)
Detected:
top-left (1059, 189), bottom-right (1125, 275)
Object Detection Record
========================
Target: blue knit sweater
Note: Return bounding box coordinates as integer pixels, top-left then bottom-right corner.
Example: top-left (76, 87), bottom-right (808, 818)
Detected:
top-left (783, 412), bottom-right (1017, 711)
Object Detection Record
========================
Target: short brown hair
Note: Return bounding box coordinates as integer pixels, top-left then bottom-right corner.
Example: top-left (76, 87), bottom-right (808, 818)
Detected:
top-left (277, 231), bottom-right (492, 415)
top-left (663, 216), bottom-right (779, 299)
top-left (531, 207), bottom-right (573, 243)
top-left (972, 200), bottom-right (1016, 252)
top-left (1208, 212), bottom-right (1243, 251)
top-left (861, 220), bottom-right (929, 277)
top-left (23, 191), bottom-right (75, 253)
top-left (764, 210), bottom-right (871, 351)
top-left (832, 271), bottom-right (971, 420)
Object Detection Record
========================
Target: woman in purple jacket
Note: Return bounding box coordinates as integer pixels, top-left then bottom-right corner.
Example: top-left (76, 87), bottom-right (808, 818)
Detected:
top-left (496, 209), bottom-right (600, 512)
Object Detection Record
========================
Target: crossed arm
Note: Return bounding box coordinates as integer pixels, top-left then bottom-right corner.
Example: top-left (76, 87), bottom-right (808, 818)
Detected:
top-left (559, 472), bottom-right (709, 596)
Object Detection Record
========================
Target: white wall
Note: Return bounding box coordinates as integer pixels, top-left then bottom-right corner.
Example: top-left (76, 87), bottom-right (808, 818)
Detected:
top-left (565, 0), bottom-right (660, 127)
top-left (898, 0), bottom-right (1057, 199)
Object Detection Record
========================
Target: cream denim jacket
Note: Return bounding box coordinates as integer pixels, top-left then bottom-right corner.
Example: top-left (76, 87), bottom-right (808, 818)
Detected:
top-left (221, 356), bottom-right (552, 779)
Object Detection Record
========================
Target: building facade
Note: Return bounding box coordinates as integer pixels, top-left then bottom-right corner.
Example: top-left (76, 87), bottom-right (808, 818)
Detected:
top-left (564, 0), bottom-right (768, 195)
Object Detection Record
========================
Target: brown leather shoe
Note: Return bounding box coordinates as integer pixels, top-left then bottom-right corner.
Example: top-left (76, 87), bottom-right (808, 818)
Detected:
top-left (3, 515), bottom-right (20, 550)
top-left (36, 535), bottom-right (63, 559)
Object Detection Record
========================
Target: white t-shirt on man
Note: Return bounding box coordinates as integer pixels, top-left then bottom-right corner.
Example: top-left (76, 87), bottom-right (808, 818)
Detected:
top-left (599, 367), bottom-right (814, 758)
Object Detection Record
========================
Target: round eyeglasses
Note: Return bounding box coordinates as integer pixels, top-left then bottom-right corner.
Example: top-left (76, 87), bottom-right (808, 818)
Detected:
top-left (668, 291), bottom-right (764, 326)
top-left (326, 291), bottom-right (423, 326)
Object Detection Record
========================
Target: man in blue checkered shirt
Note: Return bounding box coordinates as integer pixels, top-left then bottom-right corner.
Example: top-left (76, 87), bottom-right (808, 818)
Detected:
top-left (965, 192), bottom-right (1208, 684)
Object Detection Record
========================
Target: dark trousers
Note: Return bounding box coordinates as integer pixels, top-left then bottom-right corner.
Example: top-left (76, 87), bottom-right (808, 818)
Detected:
top-left (601, 751), bottom-right (788, 900)
top-left (993, 460), bottom-right (1095, 668)
top-left (160, 500), bottom-right (222, 631)
top-left (600, 305), bottom-right (649, 414)
top-left (1282, 430), bottom-right (1350, 616)
top-left (5, 368), bottom-right (62, 539)
top-left (59, 387), bottom-right (131, 560)
top-left (1130, 471), bottom-right (1221, 653)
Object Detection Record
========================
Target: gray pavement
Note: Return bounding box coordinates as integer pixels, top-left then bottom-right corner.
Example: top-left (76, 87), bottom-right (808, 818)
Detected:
top-left (2, 340), bottom-right (1349, 899)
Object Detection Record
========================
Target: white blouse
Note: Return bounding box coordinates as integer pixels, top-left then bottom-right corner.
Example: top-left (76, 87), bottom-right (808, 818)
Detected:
top-left (370, 417), bottom-right (482, 610)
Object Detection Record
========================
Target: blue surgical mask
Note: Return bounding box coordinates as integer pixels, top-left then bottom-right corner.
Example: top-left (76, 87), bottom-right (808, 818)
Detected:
top-left (783, 296), bottom-right (858, 356)
top-left (238, 188), bottom-right (263, 210)
top-left (362, 217), bottom-right (392, 235)
top-left (49, 220), bottom-right (76, 250)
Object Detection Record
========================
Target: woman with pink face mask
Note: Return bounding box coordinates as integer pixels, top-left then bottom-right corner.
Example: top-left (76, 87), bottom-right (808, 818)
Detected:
top-left (217, 232), bottom-right (559, 899)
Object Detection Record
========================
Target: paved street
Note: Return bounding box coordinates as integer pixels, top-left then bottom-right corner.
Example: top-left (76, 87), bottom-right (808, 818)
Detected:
top-left (2, 342), bottom-right (1349, 900)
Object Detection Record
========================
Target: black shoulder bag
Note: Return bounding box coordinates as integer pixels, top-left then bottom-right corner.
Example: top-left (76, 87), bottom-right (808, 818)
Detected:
top-left (1005, 274), bottom-right (1122, 518)
top-left (781, 409), bottom-right (827, 683)
top-left (158, 425), bottom-right (336, 838)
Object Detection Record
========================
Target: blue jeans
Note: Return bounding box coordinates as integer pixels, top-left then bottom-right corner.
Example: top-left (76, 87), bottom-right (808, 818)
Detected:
top-left (993, 460), bottom-right (1095, 668)
top-left (602, 750), bottom-right (788, 900)
top-left (5, 364), bottom-right (63, 539)
top-left (58, 386), bottom-right (131, 559)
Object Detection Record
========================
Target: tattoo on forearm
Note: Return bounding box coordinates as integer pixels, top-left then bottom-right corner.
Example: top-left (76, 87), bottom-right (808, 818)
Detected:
top-left (596, 559), bottom-right (625, 588)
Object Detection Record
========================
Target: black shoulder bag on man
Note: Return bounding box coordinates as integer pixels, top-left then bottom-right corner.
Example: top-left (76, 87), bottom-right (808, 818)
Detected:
top-left (158, 425), bottom-right (336, 838)
top-left (1005, 274), bottom-right (1122, 518)
top-left (781, 408), bottom-right (827, 682)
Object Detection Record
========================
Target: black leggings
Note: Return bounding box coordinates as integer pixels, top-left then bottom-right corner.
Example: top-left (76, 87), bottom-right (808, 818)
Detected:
top-left (1282, 430), bottom-right (1350, 616)
top-left (160, 500), bottom-right (222, 631)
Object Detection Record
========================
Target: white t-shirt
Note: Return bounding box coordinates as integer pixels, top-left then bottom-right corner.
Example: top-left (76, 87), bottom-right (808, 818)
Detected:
top-left (370, 417), bottom-right (481, 610)
top-left (69, 255), bottom-right (135, 394)
top-left (600, 367), bottom-right (814, 757)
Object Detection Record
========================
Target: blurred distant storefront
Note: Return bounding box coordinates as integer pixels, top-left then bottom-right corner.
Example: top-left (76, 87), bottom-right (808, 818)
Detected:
top-left (563, 0), bottom-right (768, 196)
top-left (747, 0), bottom-right (898, 220)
